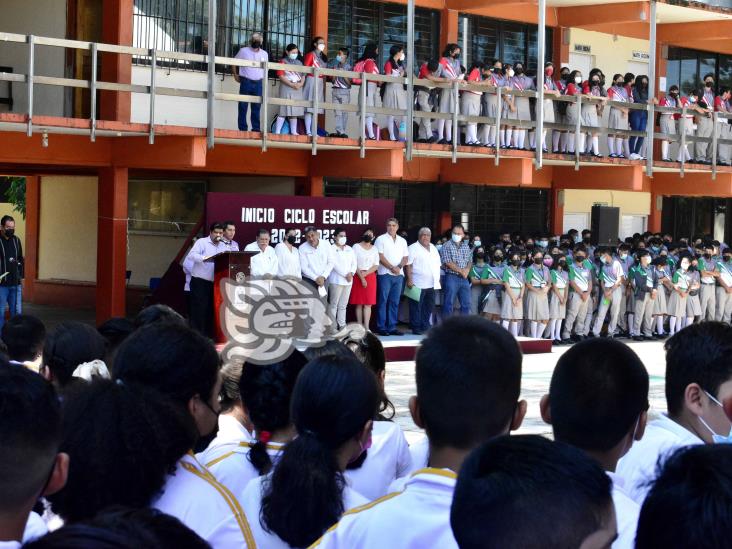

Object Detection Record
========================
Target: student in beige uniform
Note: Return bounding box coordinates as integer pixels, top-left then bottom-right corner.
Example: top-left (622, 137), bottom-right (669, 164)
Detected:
top-left (240, 354), bottom-right (377, 548)
top-left (313, 317), bottom-right (526, 549)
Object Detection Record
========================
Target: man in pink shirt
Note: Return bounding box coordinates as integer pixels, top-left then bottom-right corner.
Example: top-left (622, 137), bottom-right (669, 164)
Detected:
top-left (231, 32), bottom-right (269, 132)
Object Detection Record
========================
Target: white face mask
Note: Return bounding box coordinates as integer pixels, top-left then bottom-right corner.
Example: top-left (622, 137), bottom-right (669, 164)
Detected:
top-left (507, 69), bottom-right (515, 78)
top-left (681, 262), bottom-right (690, 270)
top-left (337, 236), bottom-right (347, 246)
top-left (289, 52), bottom-right (298, 60)
top-left (451, 233), bottom-right (462, 243)
top-left (575, 76), bottom-right (582, 84)
top-left (317, 43), bottom-right (325, 52)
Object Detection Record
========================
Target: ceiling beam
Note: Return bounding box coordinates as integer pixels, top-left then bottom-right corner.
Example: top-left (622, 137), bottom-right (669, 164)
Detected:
top-left (558, 1), bottom-right (649, 28)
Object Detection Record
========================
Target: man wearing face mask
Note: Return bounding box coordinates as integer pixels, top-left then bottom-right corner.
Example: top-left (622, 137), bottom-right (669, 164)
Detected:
top-left (184, 222), bottom-right (226, 336)
top-left (592, 247), bottom-right (625, 338)
top-left (0, 215), bottom-right (22, 331)
top-left (232, 32), bottom-right (268, 132)
top-left (439, 224), bottom-right (473, 317)
top-left (275, 227), bottom-right (302, 278)
top-left (698, 243), bottom-right (718, 322)
top-left (695, 75), bottom-right (716, 164)
top-left (630, 250), bottom-right (658, 341)
top-left (561, 245), bottom-right (593, 343)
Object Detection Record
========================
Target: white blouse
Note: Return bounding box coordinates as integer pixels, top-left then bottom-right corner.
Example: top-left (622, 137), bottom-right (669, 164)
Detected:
top-left (353, 243), bottom-right (380, 272)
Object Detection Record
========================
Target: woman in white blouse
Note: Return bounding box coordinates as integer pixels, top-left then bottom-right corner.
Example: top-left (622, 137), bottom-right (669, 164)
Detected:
top-left (328, 228), bottom-right (357, 331)
top-left (274, 228), bottom-right (302, 279)
top-left (349, 228), bottom-right (380, 329)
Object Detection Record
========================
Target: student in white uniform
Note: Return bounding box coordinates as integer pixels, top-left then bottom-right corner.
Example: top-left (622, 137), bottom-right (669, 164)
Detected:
top-left (635, 445), bottom-right (732, 549)
top-left (112, 323), bottom-right (256, 548)
top-left (0, 365), bottom-right (68, 549)
top-left (248, 228), bottom-right (279, 277)
top-left (240, 354), bottom-right (377, 548)
top-left (540, 338), bottom-right (649, 549)
top-left (328, 228), bottom-right (357, 331)
top-left (201, 351), bottom-right (307, 498)
top-left (275, 228), bottom-right (302, 278)
top-left (450, 435), bottom-right (617, 549)
top-left (343, 331), bottom-right (412, 500)
top-left (313, 317), bottom-right (527, 548)
top-left (617, 322), bottom-right (732, 504)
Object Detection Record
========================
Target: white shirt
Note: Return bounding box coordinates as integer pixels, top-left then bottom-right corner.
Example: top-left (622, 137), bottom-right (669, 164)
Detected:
top-left (275, 242), bottom-right (302, 278)
top-left (328, 245), bottom-right (357, 286)
top-left (249, 245), bottom-right (279, 277)
top-left (345, 421), bottom-right (412, 501)
top-left (312, 468), bottom-right (459, 549)
top-left (390, 435), bottom-right (429, 492)
top-left (616, 413), bottom-right (704, 504)
top-left (607, 471), bottom-right (640, 549)
top-left (152, 453), bottom-right (256, 548)
top-left (353, 243), bottom-right (380, 272)
top-left (244, 241), bottom-right (259, 252)
top-left (224, 239), bottom-right (241, 252)
top-left (182, 253), bottom-right (195, 292)
top-left (185, 237), bottom-right (226, 282)
top-left (240, 474), bottom-right (368, 549)
top-left (0, 542), bottom-right (20, 549)
top-left (202, 441), bottom-right (285, 501)
top-left (299, 239), bottom-right (335, 281)
top-left (197, 414), bottom-right (253, 466)
top-left (407, 242), bottom-right (442, 290)
top-left (22, 511), bottom-right (47, 543)
top-left (375, 234), bottom-right (409, 276)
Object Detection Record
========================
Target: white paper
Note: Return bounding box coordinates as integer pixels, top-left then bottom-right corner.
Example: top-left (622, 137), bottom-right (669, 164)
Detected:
top-left (318, 285), bottom-right (327, 298)
top-left (659, 77), bottom-right (667, 93)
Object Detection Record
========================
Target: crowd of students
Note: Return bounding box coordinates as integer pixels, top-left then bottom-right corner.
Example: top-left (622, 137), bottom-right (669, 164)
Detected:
top-left (234, 33), bottom-right (732, 162)
top-left (2, 304), bottom-right (732, 549)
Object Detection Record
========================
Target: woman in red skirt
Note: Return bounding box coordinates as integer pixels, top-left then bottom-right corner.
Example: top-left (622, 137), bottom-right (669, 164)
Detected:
top-left (350, 227), bottom-right (380, 328)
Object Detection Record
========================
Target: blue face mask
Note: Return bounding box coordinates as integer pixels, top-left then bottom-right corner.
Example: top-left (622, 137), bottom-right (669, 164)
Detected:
top-left (538, 240), bottom-right (549, 248)
top-left (700, 391), bottom-right (732, 444)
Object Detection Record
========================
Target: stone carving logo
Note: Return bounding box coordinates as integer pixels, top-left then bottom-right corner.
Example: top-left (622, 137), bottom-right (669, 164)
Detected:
top-left (220, 276), bottom-right (343, 365)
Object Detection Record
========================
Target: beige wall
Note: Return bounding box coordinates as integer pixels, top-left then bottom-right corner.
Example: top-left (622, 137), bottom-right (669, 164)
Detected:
top-left (567, 28), bottom-right (651, 81)
top-left (39, 176), bottom-right (98, 282)
top-left (564, 189), bottom-right (651, 216)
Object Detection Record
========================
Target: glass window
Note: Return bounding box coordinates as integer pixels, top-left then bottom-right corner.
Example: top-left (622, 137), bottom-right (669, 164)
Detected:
top-left (128, 180), bottom-right (206, 234)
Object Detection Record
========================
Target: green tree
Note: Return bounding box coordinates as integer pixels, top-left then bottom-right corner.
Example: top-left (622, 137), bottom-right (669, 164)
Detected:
top-left (2, 177), bottom-right (26, 219)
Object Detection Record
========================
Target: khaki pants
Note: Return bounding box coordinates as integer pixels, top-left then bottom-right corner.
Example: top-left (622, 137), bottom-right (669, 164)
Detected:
top-left (332, 88), bottom-right (351, 135)
top-left (696, 116), bottom-right (714, 161)
top-left (562, 292), bottom-right (590, 339)
top-left (328, 283), bottom-right (353, 330)
top-left (416, 90), bottom-right (433, 140)
top-left (617, 287), bottom-right (631, 332)
top-left (634, 292), bottom-right (655, 337)
top-left (716, 286), bottom-right (732, 322)
top-left (593, 286), bottom-right (623, 336)
top-left (720, 123), bottom-right (732, 164)
top-left (700, 283), bottom-right (717, 321)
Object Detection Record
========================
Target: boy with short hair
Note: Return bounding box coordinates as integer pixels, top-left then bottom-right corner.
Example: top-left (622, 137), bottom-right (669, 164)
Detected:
top-left (450, 435), bottom-right (617, 549)
top-left (540, 338), bottom-right (649, 549)
top-left (1, 315), bottom-right (46, 372)
top-left (617, 321), bottom-right (732, 503)
top-left (312, 316), bottom-right (526, 548)
top-left (636, 445), bottom-right (732, 549)
top-left (0, 364), bottom-right (68, 548)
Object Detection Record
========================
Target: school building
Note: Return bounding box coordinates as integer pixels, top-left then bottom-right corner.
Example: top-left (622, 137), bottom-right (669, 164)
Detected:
top-left (1, 0), bottom-right (732, 323)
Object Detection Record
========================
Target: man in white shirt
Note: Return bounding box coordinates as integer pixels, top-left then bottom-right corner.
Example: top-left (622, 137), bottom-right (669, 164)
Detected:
top-left (617, 322), bottom-right (732, 504)
top-left (247, 229), bottom-right (278, 277)
top-left (183, 222), bottom-right (225, 336)
top-left (540, 338), bottom-right (649, 549)
top-left (313, 317), bottom-right (526, 549)
top-left (374, 218), bottom-right (409, 336)
top-left (0, 365), bottom-right (68, 549)
top-left (299, 226), bottom-right (334, 294)
top-left (405, 227), bottom-right (441, 335)
top-left (274, 228), bottom-right (302, 278)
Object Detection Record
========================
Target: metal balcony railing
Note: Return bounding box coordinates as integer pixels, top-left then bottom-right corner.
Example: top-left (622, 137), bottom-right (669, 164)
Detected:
top-left (1, 31), bottom-right (731, 179)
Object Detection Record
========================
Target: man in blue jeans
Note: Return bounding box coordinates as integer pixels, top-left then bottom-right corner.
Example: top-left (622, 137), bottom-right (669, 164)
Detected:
top-left (232, 32), bottom-right (268, 132)
top-left (0, 215), bottom-right (22, 331)
top-left (375, 218), bottom-right (409, 336)
top-left (439, 223), bottom-right (473, 316)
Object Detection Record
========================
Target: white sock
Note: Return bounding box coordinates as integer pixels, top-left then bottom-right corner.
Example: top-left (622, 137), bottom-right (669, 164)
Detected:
top-left (275, 116), bottom-right (286, 134)
top-left (289, 118), bottom-right (299, 135)
top-left (541, 130), bottom-right (547, 150)
top-left (365, 116), bottom-right (375, 138)
top-left (608, 137), bottom-right (616, 155)
top-left (579, 133), bottom-right (586, 153)
top-left (568, 135), bottom-right (575, 153)
top-left (661, 141), bottom-right (669, 159)
top-left (686, 316), bottom-right (694, 327)
top-left (628, 313), bottom-right (635, 335)
top-left (555, 319), bottom-right (563, 340)
top-left (656, 316), bottom-right (664, 335)
top-left (436, 119), bottom-right (445, 140)
top-left (614, 137), bottom-right (623, 155)
top-left (530, 321), bottom-right (538, 338)
top-left (560, 132), bottom-right (567, 152)
top-left (505, 128), bottom-right (513, 147)
top-left (547, 319), bottom-right (556, 339)
top-left (669, 316), bottom-right (677, 334)
top-left (593, 136), bottom-right (600, 155)
top-left (510, 322), bottom-right (519, 337)
top-left (500, 129), bottom-right (506, 146)
top-left (305, 114), bottom-right (313, 135)
top-left (488, 126), bottom-right (496, 146)
top-left (518, 130), bottom-right (526, 150)
top-left (553, 131), bottom-right (561, 152)
top-left (502, 320), bottom-right (510, 330)
top-left (445, 123), bottom-right (452, 142)
top-left (623, 139), bottom-right (630, 158)
top-left (387, 116), bottom-right (396, 140)
top-left (529, 132), bottom-right (536, 149)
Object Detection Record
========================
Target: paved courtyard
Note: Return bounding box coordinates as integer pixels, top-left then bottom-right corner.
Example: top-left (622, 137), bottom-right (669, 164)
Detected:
top-left (384, 340), bottom-right (668, 445)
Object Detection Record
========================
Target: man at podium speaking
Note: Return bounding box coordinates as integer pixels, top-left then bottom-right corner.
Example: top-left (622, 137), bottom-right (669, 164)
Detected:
top-left (245, 228), bottom-right (279, 277)
top-left (184, 222), bottom-right (225, 336)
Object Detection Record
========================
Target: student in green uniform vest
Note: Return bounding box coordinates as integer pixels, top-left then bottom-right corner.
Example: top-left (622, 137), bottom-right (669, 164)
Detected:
top-left (501, 252), bottom-right (525, 338)
top-left (561, 245), bottom-right (593, 343)
top-left (524, 250), bottom-right (551, 339)
top-left (715, 249), bottom-right (732, 323)
top-left (469, 249), bottom-right (489, 316)
top-left (548, 255), bottom-right (569, 345)
top-left (631, 249), bottom-right (658, 341)
top-left (668, 254), bottom-right (692, 336)
top-left (479, 250), bottom-right (505, 322)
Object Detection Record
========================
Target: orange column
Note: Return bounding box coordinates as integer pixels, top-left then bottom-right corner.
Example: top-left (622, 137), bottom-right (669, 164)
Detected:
top-left (648, 192), bottom-right (662, 234)
top-left (96, 167), bottom-right (128, 324)
top-left (440, 9), bottom-right (459, 47)
top-left (23, 176), bottom-right (40, 302)
top-left (551, 188), bottom-right (564, 235)
top-left (101, 0), bottom-right (133, 122)
top-left (553, 27), bottom-right (569, 68)
top-left (312, 0), bottom-right (328, 42)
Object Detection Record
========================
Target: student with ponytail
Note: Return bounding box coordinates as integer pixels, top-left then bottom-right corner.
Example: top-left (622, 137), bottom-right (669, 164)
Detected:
top-left (200, 351), bottom-right (308, 497)
top-left (240, 354), bottom-right (378, 548)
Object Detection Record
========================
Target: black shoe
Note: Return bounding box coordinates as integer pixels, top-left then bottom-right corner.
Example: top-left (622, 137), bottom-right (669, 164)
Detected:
top-left (427, 136), bottom-right (438, 144)
top-left (632, 336), bottom-right (644, 342)
top-left (654, 333), bottom-right (668, 339)
top-left (553, 339), bottom-right (562, 345)
top-left (339, 132), bottom-right (349, 139)
top-left (586, 333), bottom-right (597, 339)
top-left (561, 338), bottom-right (573, 345)
top-left (374, 330), bottom-right (390, 336)
top-left (643, 335), bottom-right (654, 341)
top-left (412, 330), bottom-right (424, 335)
top-left (389, 330), bottom-right (405, 336)
top-left (437, 138), bottom-right (448, 145)
top-left (416, 138), bottom-right (427, 144)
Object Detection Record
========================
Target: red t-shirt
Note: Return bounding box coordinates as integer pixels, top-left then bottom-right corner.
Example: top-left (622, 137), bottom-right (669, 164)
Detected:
top-left (303, 51), bottom-right (324, 78)
top-left (566, 83), bottom-right (581, 96)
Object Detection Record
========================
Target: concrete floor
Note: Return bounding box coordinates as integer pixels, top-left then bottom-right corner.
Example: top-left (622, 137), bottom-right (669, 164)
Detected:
top-left (22, 302), bottom-right (96, 331)
top-left (384, 339), bottom-right (669, 445)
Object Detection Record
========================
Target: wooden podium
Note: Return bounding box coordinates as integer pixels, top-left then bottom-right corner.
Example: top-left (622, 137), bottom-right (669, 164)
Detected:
top-left (205, 251), bottom-right (257, 343)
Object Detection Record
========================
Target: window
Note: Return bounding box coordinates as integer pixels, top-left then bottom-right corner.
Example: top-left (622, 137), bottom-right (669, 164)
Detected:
top-left (133, 0), bottom-right (311, 71)
top-left (458, 15), bottom-right (552, 73)
top-left (128, 180), bottom-right (206, 234)
top-left (457, 186), bottom-right (548, 239)
top-left (667, 47), bottom-right (732, 95)
top-left (328, 0), bottom-right (440, 69)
